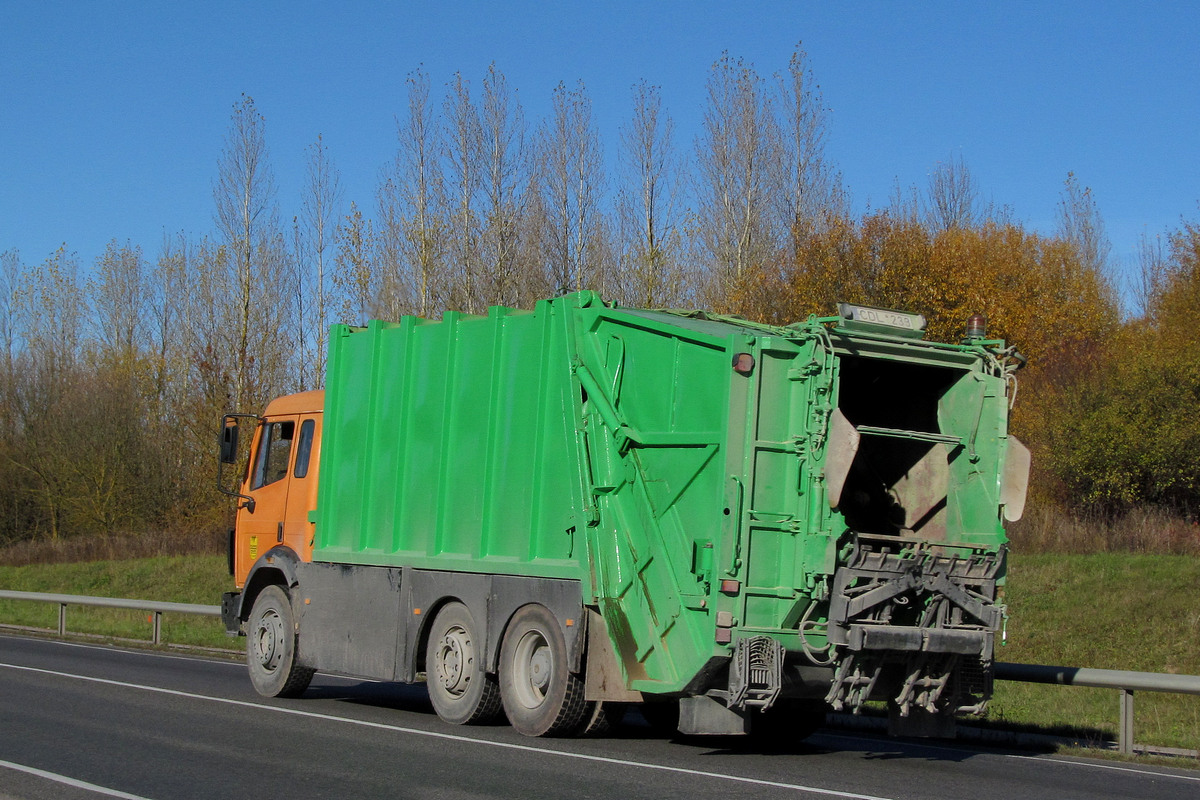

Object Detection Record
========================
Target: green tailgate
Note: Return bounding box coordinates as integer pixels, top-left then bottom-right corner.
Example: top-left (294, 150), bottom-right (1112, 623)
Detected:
top-left (571, 306), bottom-right (843, 692)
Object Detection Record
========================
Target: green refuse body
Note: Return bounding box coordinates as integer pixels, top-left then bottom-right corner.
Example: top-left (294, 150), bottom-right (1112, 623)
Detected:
top-left (224, 291), bottom-right (1028, 738)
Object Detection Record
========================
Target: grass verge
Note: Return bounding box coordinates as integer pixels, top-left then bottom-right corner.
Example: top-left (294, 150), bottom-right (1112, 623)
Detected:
top-left (989, 552), bottom-right (1200, 753)
top-left (0, 554), bottom-right (233, 651)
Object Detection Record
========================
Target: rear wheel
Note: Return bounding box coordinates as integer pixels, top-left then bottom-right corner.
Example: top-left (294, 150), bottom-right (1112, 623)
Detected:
top-left (246, 585), bottom-right (314, 698)
top-left (499, 604), bottom-right (587, 737)
top-left (426, 602), bottom-right (502, 725)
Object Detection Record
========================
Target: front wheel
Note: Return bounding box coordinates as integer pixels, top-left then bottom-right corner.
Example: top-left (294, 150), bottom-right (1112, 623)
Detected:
top-left (499, 604), bottom-right (587, 737)
top-left (425, 602), bottom-right (502, 725)
top-left (246, 585), bottom-right (314, 698)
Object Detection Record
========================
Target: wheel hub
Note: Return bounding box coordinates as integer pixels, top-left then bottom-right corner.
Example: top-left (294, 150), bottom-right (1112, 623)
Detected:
top-left (253, 609), bottom-right (283, 672)
top-left (528, 646), bottom-right (551, 691)
top-left (512, 629), bottom-right (554, 708)
top-left (437, 626), bottom-right (472, 695)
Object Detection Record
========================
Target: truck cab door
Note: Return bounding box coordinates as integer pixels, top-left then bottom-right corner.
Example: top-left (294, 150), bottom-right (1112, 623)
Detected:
top-left (234, 415), bottom-right (299, 584)
top-left (281, 413), bottom-right (321, 561)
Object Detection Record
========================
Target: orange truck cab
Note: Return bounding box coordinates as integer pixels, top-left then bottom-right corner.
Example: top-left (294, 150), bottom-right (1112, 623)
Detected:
top-left (223, 390), bottom-right (323, 587)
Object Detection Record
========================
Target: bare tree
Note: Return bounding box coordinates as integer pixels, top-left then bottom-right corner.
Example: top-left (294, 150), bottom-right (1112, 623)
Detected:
top-left (442, 72), bottom-right (484, 313)
top-left (887, 179), bottom-right (923, 225)
top-left (333, 201), bottom-right (378, 324)
top-left (0, 249), bottom-right (22, 381)
top-left (373, 173), bottom-right (406, 317)
top-left (536, 80), bottom-right (606, 296)
top-left (11, 245), bottom-right (84, 540)
top-left (296, 135), bottom-right (343, 388)
top-left (0, 249), bottom-right (23, 447)
top-left (213, 94), bottom-right (291, 409)
top-left (615, 80), bottom-right (685, 306)
top-left (0, 249), bottom-right (30, 541)
top-left (478, 63), bottom-right (530, 307)
top-left (923, 152), bottom-right (979, 232)
top-left (151, 232), bottom-right (199, 407)
top-left (693, 53), bottom-right (783, 300)
top-left (774, 45), bottom-right (846, 247)
top-left (381, 67), bottom-right (447, 318)
top-left (184, 236), bottom-right (235, 406)
top-left (145, 233), bottom-right (203, 511)
top-left (90, 239), bottom-right (147, 369)
top-left (20, 245), bottom-right (83, 377)
top-left (1136, 231), bottom-right (1170, 320)
top-left (1056, 172), bottom-right (1112, 278)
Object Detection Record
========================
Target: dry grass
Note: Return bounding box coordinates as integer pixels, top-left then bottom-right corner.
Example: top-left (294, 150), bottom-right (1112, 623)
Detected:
top-left (2, 504), bottom-right (1196, 568)
top-left (1007, 504), bottom-right (1200, 555)
top-left (0, 526), bottom-right (226, 567)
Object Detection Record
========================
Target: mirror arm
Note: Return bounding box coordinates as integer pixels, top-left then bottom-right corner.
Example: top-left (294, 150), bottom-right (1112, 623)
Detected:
top-left (217, 413), bottom-right (261, 512)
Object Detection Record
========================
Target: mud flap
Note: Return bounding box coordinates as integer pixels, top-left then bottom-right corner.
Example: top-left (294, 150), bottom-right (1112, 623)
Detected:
top-left (678, 695), bottom-right (750, 735)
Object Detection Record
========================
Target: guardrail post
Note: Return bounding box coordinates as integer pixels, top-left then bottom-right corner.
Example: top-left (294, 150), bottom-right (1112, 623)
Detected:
top-left (1119, 689), bottom-right (1134, 755)
top-left (152, 611), bottom-right (162, 645)
top-left (58, 603), bottom-right (66, 636)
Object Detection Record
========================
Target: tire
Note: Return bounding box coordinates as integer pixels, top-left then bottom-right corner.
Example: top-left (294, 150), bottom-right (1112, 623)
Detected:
top-left (246, 585), bottom-right (314, 698)
top-left (499, 604), bottom-right (587, 737)
top-left (425, 602), bottom-right (503, 725)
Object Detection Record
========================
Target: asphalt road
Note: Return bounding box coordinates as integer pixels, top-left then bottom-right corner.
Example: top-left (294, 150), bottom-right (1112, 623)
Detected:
top-left (0, 634), bottom-right (1196, 800)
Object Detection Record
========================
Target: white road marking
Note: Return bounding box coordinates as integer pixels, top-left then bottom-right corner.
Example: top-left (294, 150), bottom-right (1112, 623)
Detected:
top-left (0, 758), bottom-right (156, 800)
top-left (1007, 753), bottom-right (1200, 782)
top-left (0, 660), bottom-right (890, 800)
top-left (819, 730), bottom-right (1200, 783)
top-left (3, 635), bottom-right (244, 668)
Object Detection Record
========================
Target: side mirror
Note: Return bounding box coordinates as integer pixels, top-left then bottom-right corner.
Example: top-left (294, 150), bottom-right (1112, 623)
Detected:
top-left (220, 418), bottom-right (240, 464)
top-left (217, 413), bottom-right (258, 512)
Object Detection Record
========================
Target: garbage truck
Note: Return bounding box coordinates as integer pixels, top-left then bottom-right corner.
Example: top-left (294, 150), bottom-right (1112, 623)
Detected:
top-left (219, 291), bottom-right (1029, 738)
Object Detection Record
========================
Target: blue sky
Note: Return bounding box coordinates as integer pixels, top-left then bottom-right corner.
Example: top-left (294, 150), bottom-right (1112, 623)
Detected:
top-left (2, 2), bottom-right (1197, 303)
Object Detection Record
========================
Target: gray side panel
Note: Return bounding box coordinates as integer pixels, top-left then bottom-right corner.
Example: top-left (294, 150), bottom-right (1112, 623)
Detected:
top-left (289, 563), bottom-right (584, 686)
top-left (294, 561), bottom-right (405, 680)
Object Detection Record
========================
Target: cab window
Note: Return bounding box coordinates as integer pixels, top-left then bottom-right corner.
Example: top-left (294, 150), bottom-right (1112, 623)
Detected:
top-left (250, 421), bottom-right (295, 489)
top-left (293, 419), bottom-right (315, 479)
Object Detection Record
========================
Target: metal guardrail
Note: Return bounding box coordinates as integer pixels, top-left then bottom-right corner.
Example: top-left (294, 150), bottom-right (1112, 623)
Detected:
top-left (995, 662), bottom-right (1200, 755)
top-left (0, 591), bottom-right (1196, 755)
top-left (0, 589), bottom-right (220, 646)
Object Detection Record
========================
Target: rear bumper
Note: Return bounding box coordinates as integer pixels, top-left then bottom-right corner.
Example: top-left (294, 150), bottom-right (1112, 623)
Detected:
top-left (846, 624), bottom-right (993, 656)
